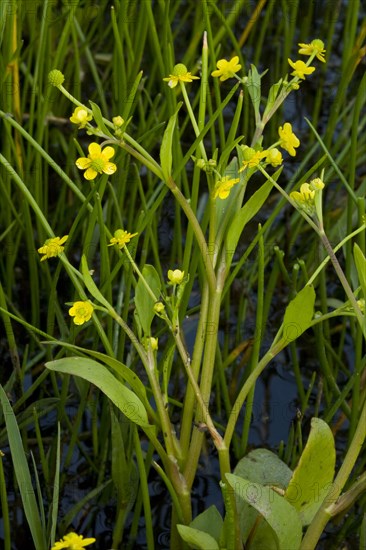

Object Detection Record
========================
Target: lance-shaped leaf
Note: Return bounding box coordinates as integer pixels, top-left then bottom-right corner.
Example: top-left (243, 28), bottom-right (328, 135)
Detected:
top-left (284, 417), bottom-right (336, 525)
top-left (0, 386), bottom-right (46, 550)
top-left (226, 171), bottom-right (280, 257)
top-left (46, 357), bottom-right (150, 427)
top-left (81, 254), bottom-right (113, 311)
top-left (89, 100), bottom-right (113, 137)
top-left (282, 285), bottom-right (315, 343)
top-left (134, 264), bottom-right (161, 335)
top-left (160, 103), bottom-right (182, 180)
top-left (354, 243), bottom-right (366, 299)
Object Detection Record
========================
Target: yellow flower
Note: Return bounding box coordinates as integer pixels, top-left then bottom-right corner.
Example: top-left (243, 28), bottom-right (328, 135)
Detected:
top-left (239, 147), bottom-right (266, 172)
top-left (108, 229), bottom-right (138, 248)
top-left (298, 39), bottom-right (326, 62)
top-left (290, 183), bottom-right (316, 215)
top-left (265, 148), bottom-right (283, 167)
top-left (112, 116), bottom-right (124, 127)
top-left (213, 176), bottom-right (240, 199)
top-left (76, 143), bottom-right (117, 180)
top-left (38, 235), bottom-right (68, 261)
top-left (69, 106), bottom-right (93, 129)
top-left (168, 269), bottom-right (184, 285)
top-left (163, 63), bottom-right (200, 88)
top-left (68, 301), bottom-right (94, 326)
top-left (211, 56), bottom-right (242, 81)
top-left (51, 532), bottom-right (96, 550)
top-left (288, 59), bottom-right (315, 79)
top-left (278, 122), bottom-right (300, 156)
top-left (309, 177), bottom-right (325, 190)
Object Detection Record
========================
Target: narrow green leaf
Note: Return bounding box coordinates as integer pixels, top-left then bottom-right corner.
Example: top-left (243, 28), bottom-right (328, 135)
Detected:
top-left (134, 264), bottom-right (161, 335)
top-left (81, 254), bottom-right (112, 311)
top-left (0, 386), bottom-right (46, 550)
top-left (226, 473), bottom-right (302, 550)
top-left (177, 525), bottom-right (219, 549)
top-left (89, 100), bottom-right (113, 137)
top-left (285, 418), bottom-right (336, 525)
top-left (354, 243), bottom-right (366, 298)
top-left (45, 357), bottom-right (150, 427)
top-left (263, 78), bottom-right (283, 119)
top-left (282, 285), bottom-right (316, 342)
top-left (245, 64), bottom-right (261, 121)
top-left (226, 176), bottom-right (275, 256)
top-left (160, 103), bottom-right (182, 180)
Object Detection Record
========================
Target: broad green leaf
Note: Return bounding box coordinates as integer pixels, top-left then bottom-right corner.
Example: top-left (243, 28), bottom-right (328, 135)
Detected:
top-left (234, 448), bottom-right (293, 489)
top-left (285, 417), bottom-right (336, 525)
top-left (354, 243), bottom-right (366, 298)
top-left (282, 285), bottom-right (315, 342)
top-left (0, 386), bottom-right (46, 550)
top-left (46, 357), bottom-right (150, 427)
top-left (226, 176), bottom-right (275, 256)
top-left (226, 473), bottom-right (302, 550)
top-left (89, 100), bottom-right (113, 137)
top-left (160, 103), bottom-right (182, 180)
top-left (177, 525), bottom-right (219, 550)
top-left (233, 450), bottom-right (293, 545)
top-left (190, 505), bottom-right (223, 543)
top-left (134, 264), bottom-right (161, 335)
top-left (81, 255), bottom-right (113, 311)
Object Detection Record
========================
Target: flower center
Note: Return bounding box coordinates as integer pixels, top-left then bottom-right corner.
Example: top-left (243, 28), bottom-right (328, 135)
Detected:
top-left (90, 158), bottom-right (105, 172)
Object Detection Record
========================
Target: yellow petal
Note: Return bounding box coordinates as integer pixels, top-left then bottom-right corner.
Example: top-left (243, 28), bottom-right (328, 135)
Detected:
top-left (84, 167), bottom-right (98, 180)
top-left (75, 157), bottom-right (91, 169)
top-left (102, 146), bottom-right (115, 160)
top-left (103, 162), bottom-right (117, 175)
top-left (88, 142), bottom-right (101, 156)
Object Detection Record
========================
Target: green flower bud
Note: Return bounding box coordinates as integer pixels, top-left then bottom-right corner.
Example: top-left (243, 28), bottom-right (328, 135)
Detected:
top-left (172, 63), bottom-right (188, 76)
top-left (48, 69), bottom-right (65, 87)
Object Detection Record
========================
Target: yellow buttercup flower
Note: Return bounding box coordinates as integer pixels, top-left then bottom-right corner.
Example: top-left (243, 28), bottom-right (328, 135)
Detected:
top-left (213, 176), bottom-right (240, 199)
top-left (211, 56), bottom-right (242, 81)
top-left (51, 532), bottom-right (96, 550)
top-left (265, 148), bottom-right (283, 167)
top-left (70, 106), bottom-right (93, 129)
top-left (38, 235), bottom-right (68, 261)
top-left (290, 183), bottom-right (316, 216)
top-left (76, 143), bottom-right (117, 180)
top-left (288, 59), bottom-right (315, 79)
top-left (68, 301), bottom-right (94, 326)
top-left (163, 63), bottom-right (200, 88)
top-left (309, 177), bottom-right (325, 190)
top-left (108, 229), bottom-right (138, 248)
top-left (298, 39), bottom-right (326, 62)
top-left (239, 147), bottom-right (266, 172)
top-left (168, 269), bottom-right (184, 285)
top-left (278, 123), bottom-right (300, 156)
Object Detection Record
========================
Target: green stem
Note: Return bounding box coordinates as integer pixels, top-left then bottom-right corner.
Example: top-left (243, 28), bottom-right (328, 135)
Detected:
top-left (318, 229), bottom-right (366, 339)
top-left (224, 340), bottom-right (286, 449)
top-left (166, 176), bottom-right (216, 294)
top-left (180, 83), bottom-right (207, 161)
top-left (184, 285), bottom-right (223, 488)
